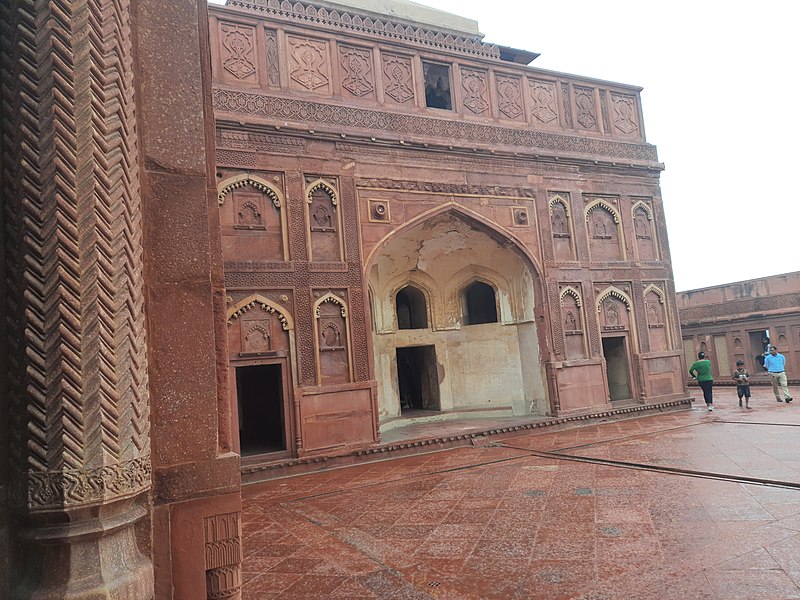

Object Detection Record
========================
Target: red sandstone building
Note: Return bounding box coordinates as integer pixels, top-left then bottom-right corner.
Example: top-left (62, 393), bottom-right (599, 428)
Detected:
top-left (678, 271), bottom-right (800, 383)
top-left (1, 0), bottom-right (688, 598)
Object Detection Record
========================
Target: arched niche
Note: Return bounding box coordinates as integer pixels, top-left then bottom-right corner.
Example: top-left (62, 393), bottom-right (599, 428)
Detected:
top-left (549, 195), bottom-right (575, 261)
top-left (313, 293), bottom-right (352, 385)
top-left (632, 200), bottom-right (658, 261)
top-left (305, 178), bottom-right (344, 262)
top-left (585, 199), bottom-right (624, 261)
top-left (643, 284), bottom-right (669, 351)
top-left (226, 294), bottom-right (294, 356)
top-left (560, 285), bottom-right (586, 359)
top-left (217, 173), bottom-right (289, 261)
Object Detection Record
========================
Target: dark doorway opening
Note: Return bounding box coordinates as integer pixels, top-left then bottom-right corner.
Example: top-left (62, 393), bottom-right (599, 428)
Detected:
top-left (397, 345), bottom-right (440, 412)
top-left (602, 336), bottom-right (632, 401)
top-left (236, 364), bottom-right (285, 455)
top-left (396, 285), bottom-right (428, 330)
top-left (749, 329), bottom-right (770, 372)
top-left (463, 281), bottom-right (498, 325)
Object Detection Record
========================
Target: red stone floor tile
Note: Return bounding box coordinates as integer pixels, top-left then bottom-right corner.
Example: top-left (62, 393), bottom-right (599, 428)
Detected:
top-left (241, 387), bottom-right (800, 598)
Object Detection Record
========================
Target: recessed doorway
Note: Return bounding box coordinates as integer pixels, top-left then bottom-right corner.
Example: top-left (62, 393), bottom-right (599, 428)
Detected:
top-left (236, 364), bottom-right (286, 455)
top-left (602, 336), bottom-right (632, 401)
top-left (396, 345), bottom-right (440, 412)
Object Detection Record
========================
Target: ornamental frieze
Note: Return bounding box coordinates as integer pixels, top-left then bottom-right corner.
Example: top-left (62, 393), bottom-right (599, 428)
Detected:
top-left (357, 178), bottom-right (536, 198)
top-left (212, 89), bottom-right (659, 163)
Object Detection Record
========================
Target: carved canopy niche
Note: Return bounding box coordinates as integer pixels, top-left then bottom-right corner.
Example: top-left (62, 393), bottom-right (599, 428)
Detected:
top-left (314, 293), bottom-right (352, 385)
top-left (549, 195), bottom-right (575, 261)
top-left (596, 286), bottom-right (632, 333)
top-left (226, 294), bottom-right (293, 357)
top-left (305, 177), bottom-right (344, 262)
top-left (644, 284), bottom-right (668, 352)
top-left (217, 173), bottom-right (289, 262)
top-left (585, 200), bottom-right (624, 262)
top-left (560, 286), bottom-right (586, 359)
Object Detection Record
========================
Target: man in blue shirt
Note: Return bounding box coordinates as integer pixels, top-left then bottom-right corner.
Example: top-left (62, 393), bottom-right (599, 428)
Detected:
top-left (763, 346), bottom-right (793, 403)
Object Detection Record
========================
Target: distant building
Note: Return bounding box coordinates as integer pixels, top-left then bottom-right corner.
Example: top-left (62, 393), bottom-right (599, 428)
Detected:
top-left (678, 272), bottom-right (800, 383)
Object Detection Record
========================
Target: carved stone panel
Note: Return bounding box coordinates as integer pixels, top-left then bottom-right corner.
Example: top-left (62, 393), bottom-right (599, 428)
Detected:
top-left (574, 86), bottom-right (598, 131)
top-left (339, 45), bottom-right (374, 99)
top-left (587, 203), bottom-right (623, 261)
top-left (287, 36), bottom-right (330, 94)
top-left (307, 180), bottom-right (342, 262)
top-left (265, 28), bottom-right (280, 87)
top-left (645, 288), bottom-right (668, 352)
top-left (611, 93), bottom-right (640, 137)
top-left (461, 68), bottom-right (490, 115)
top-left (204, 512), bottom-right (242, 600)
top-left (220, 23), bottom-right (258, 84)
top-left (599, 296), bottom-right (630, 331)
top-left (496, 74), bottom-right (524, 121)
top-left (227, 297), bottom-right (292, 357)
top-left (550, 197), bottom-right (575, 261)
top-left (316, 298), bottom-right (350, 385)
top-left (382, 53), bottom-right (414, 105)
top-left (529, 79), bottom-right (560, 128)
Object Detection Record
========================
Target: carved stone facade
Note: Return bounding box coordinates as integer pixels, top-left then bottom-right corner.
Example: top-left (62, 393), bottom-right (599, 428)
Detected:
top-left (678, 272), bottom-right (800, 383)
top-left (208, 0), bottom-right (689, 471)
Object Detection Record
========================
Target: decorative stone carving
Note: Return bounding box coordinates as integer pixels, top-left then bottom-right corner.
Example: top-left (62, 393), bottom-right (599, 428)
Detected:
top-left (382, 53), bottom-right (414, 104)
top-left (596, 286), bottom-right (633, 332)
top-left (221, 23), bottom-right (257, 80)
top-left (560, 286), bottom-right (586, 359)
top-left (585, 200), bottom-right (623, 261)
top-left (358, 178), bottom-right (536, 198)
top-left (496, 74), bottom-right (523, 120)
top-left (315, 293), bottom-right (351, 385)
top-left (561, 83), bottom-right (573, 128)
top-left (574, 86), bottom-right (597, 130)
top-left (529, 80), bottom-right (559, 124)
top-left (306, 178), bottom-right (343, 262)
top-left (211, 90), bottom-right (661, 162)
top-left (265, 28), bottom-right (280, 87)
top-left (288, 36), bottom-right (329, 91)
top-left (461, 68), bottom-right (489, 115)
top-left (549, 194), bottom-right (575, 262)
top-left (644, 284), bottom-right (668, 351)
top-left (368, 199), bottom-right (390, 222)
top-left (217, 130), bottom-right (307, 154)
top-left (227, 294), bottom-right (292, 330)
top-left (204, 512), bottom-right (242, 600)
top-left (612, 93), bottom-right (639, 135)
top-left (632, 200), bottom-right (657, 261)
top-left (339, 45), bottom-right (374, 98)
top-left (512, 207), bottom-right (529, 226)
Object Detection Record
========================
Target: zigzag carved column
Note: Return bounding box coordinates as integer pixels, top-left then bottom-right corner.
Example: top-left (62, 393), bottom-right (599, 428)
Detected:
top-left (0, 0), bottom-right (153, 597)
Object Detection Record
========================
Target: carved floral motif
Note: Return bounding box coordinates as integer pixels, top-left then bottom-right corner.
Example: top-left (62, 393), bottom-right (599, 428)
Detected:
top-left (574, 86), bottom-right (597, 130)
top-left (382, 54), bottom-right (414, 103)
top-left (530, 80), bottom-right (558, 124)
top-left (221, 24), bottom-right (256, 80)
top-left (612, 93), bottom-right (639, 134)
top-left (461, 69), bottom-right (489, 114)
top-left (265, 29), bottom-right (280, 87)
top-left (496, 75), bottom-right (523, 119)
top-left (288, 37), bottom-right (329, 90)
top-left (340, 46), bottom-right (373, 97)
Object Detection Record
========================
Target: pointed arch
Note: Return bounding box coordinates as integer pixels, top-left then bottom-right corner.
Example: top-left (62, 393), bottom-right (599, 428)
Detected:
top-left (305, 178), bottom-right (338, 205)
top-left (642, 284), bottom-right (665, 304)
top-left (559, 285), bottom-right (582, 307)
top-left (631, 200), bottom-right (653, 221)
top-left (584, 199), bottom-right (620, 223)
top-left (226, 294), bottom-right (293, 330)
top-left (364, 202), bottom-right (544, 282)
top-left (596, 286), bottom-right (632, 312)
top-left (217, 173), bottom-right (282, 207)
top-left (549, 194), bottom-right (570, 217)
top-left (314, 292), bottom-right (347, 318)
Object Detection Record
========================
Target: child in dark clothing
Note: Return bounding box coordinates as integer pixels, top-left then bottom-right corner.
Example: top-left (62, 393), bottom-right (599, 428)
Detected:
top-left (732, 360), bottom-right (751, 409)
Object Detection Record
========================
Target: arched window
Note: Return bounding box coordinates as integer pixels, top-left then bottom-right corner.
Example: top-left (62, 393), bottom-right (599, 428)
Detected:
top-left (396, 286), bottom-right (428, 329)
top-left (462, 281), bottom-right (497, 325)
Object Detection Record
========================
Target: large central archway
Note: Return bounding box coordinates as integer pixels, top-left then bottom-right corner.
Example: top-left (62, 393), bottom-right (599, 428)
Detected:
top-left (367, 206), bottom-right (549, 429)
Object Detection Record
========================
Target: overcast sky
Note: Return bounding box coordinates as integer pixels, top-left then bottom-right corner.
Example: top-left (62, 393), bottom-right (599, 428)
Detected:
top-left (211, 0), bottom-right (799, 291)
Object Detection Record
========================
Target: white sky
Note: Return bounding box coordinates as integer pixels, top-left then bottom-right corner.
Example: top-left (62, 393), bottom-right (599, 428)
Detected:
top-left (210, 0), bottom-right (800, 291)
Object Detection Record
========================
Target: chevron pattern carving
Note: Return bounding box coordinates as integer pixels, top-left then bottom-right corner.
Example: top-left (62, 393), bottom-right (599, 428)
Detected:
top-left (1, 0), bottom-right (150, 510)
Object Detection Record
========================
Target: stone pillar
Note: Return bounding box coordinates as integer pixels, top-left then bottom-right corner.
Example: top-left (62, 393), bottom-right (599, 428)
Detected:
top-left (1, 0), bottom-right (153, 597)
top-left (133, 0), bottom-right (243, 598)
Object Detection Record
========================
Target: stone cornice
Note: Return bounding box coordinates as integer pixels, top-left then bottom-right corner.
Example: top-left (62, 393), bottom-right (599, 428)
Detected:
top-left (221, 0), bottom-right (501, 59)
top-left (212, 89), bottom-right (661, 165)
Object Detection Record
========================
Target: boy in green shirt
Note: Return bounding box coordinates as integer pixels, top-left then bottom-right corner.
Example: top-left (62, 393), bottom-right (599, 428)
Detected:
top-left (689, 351), bottom-right (714, 411)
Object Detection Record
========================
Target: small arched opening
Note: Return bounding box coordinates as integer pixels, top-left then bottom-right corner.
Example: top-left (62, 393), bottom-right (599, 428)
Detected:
top-left (462, 281), bottom-right (498, 325)
top-left (396, 285), bottom-right (428, 330)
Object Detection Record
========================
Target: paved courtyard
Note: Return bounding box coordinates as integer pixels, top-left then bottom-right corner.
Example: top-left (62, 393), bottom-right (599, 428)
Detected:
top-left (242, 386), bottom-right (800, 599)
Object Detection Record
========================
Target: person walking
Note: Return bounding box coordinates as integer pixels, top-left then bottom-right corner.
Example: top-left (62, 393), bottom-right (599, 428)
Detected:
top-left (763, 345), bottom-right (793, 403)
top-left (689, 351), bottom-right (714, 411)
